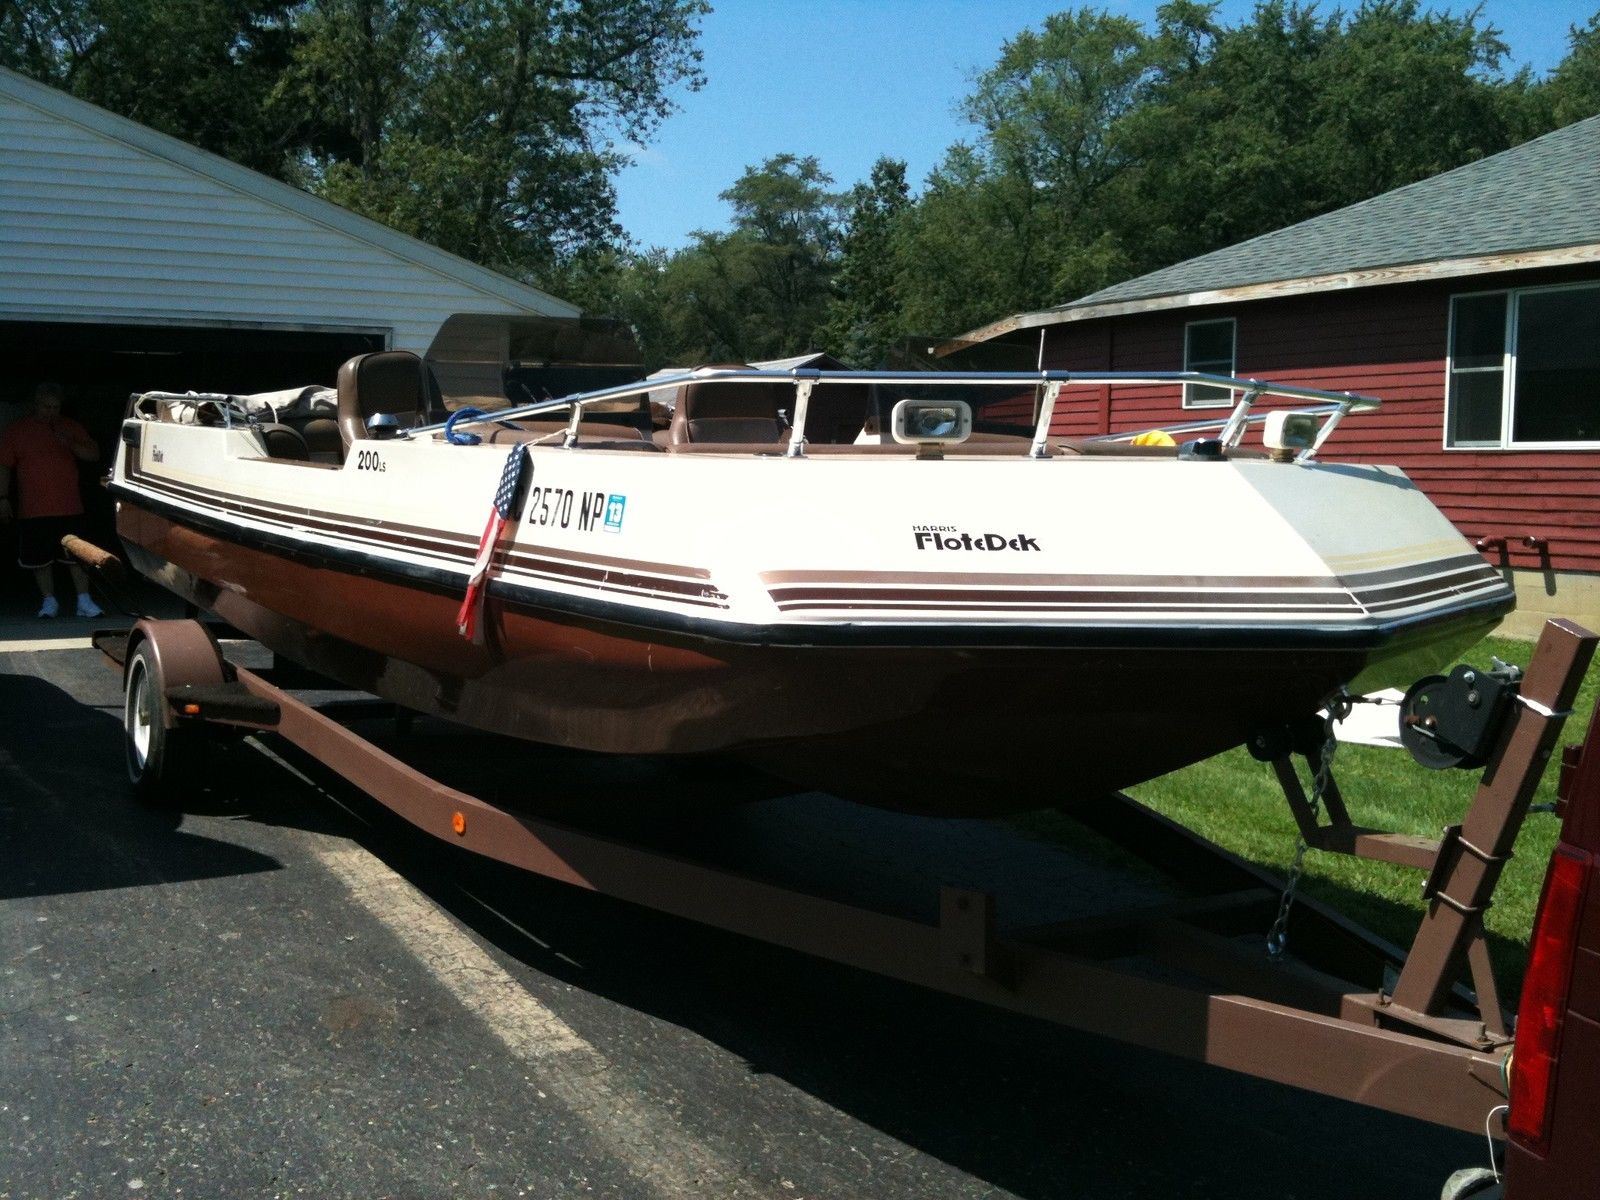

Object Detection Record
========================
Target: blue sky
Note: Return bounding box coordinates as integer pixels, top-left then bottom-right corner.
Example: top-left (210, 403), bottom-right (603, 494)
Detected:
top-left (612, 0), bottom-right (1594, 251)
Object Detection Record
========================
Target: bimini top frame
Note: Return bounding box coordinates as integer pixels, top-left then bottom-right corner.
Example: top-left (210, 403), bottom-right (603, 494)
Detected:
top-left (402, 369), bottom-right (1382, 463)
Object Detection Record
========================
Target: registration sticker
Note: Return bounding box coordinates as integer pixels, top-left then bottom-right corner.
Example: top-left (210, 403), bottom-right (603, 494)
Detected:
top-left (604, 494), bottom-right (627, 532)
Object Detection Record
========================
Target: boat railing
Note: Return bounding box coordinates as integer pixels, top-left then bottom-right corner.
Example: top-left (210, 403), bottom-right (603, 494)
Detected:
top-left (407, 368), bottom-right (1380, 463)
top-left (132, 391), bottom-right (259, 427)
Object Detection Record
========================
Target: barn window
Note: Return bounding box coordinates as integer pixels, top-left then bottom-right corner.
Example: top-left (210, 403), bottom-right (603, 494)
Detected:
top-left (1183, 319), bottom-right (1236, 408)
top-left (1447, 283), bottom-right (1600, 448)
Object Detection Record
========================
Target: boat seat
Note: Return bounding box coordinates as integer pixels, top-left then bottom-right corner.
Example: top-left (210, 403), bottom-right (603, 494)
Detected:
top-left (336, 351), bottom-right (442, 451)
top-left (256, 422), bottom-right (310, 461)
top-left (299, 417), bottom-right (343, 464)
top-left (669, 378), bottom-right (787, 445)
top-left (473, 420), bottom-right (662, 451)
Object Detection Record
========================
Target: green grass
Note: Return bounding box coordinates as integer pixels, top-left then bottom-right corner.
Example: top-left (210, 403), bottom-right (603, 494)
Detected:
top-left (1117, 635), bottom-right (1598, 998)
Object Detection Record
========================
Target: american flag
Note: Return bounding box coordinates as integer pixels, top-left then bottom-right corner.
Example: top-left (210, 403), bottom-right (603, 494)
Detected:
top-left (456, 445), bottom-right (531, 642)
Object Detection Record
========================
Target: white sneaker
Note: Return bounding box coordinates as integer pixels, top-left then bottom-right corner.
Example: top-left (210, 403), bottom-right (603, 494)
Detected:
top-left (75, 594), bottom-right (103, 618)
top-left (37, 595), bottom-right (59, 619)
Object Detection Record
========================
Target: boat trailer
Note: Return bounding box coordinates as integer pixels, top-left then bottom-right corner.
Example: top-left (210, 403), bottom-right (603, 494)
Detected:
top-left (93, 609), bottom-right (1600, 1197)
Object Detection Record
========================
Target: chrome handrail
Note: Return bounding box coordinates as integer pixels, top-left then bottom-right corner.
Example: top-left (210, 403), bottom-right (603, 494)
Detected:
top-left (400, 369), bottom-right (1380, 462)
top-left (134, 390), bottom-right (255, 429)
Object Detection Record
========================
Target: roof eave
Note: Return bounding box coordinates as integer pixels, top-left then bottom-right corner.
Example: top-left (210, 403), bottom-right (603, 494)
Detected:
top-left (959, 241), bottom-right (1600, 344)
top-left (0, 66), bottom-right (579, 318)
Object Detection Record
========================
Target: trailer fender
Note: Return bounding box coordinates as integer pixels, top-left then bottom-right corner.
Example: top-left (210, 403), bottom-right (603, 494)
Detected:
top-left (123, 619), bottom-right (226, 731)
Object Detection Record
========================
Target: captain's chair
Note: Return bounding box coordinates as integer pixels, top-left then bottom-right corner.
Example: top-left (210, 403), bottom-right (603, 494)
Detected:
top-left (669, 376), bottom-right (787, 445)
top-left (336, 351), bottom-right (443, 452)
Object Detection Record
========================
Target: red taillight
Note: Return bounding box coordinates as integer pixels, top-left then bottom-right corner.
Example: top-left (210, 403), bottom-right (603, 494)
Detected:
top-left (1508, 845), bottom-right (1593, 1152)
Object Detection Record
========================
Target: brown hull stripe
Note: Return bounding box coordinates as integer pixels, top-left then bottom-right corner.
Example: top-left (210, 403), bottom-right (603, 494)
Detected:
top-left (772, 586), bottom-right (1358, 610)
top-left (759, 553), bottom-right (1495, 591)
top-left (1349, 566), bottom-right (1501, 604)
top-left (775, 582), bottom-right (1508, 616)
top-left (767, 559), bottom-right (1504, 615)
top-left (126, 464), bottom-right (728, 607)
top-left (775, 602), bottom-right (1361, 615)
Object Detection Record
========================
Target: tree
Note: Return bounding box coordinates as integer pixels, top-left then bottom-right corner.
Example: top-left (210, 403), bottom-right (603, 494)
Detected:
top-left (820, 157), bottom-right (910, 366)
top-left (716, 154), bottom-right (841, 354)
top-left (1117, 1), bottom-right (1546, 273)
top-left (0, 0), bottom-right (303, 174)
top-left (893, 10), bottom-right (1159, 335)
top-left (1307, 0), bottom-right (1535, 206)
top-left (963, 9), bottom-right (1159, 214)
top-left (1546, 12), bottom-right (1600, 125)
top-left (549, 243), bottom-right (677, 368)
top-left (277, 0), bottom-right (708, 278)
top-left (634, 155), bottom-right (842, 363)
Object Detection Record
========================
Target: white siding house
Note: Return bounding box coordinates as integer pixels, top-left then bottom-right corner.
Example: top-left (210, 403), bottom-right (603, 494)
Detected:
top-left (0, 66), bottom-right (584, 608)
top-left (0, 65), bottom-right (576, 357)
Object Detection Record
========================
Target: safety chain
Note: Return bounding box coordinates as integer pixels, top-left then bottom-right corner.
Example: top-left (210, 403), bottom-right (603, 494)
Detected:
top-left (1266, 691), bottom-right (1352, 960)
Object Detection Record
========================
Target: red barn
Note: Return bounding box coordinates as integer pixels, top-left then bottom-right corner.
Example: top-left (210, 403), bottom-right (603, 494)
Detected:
top-left (961, 116), bottom-right (1600, 637)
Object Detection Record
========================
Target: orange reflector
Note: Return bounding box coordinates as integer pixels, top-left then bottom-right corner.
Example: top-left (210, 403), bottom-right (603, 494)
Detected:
top-left (451, 812), bottom-right (467, 835)
top-left (182, 703), bottom-right (201, 715)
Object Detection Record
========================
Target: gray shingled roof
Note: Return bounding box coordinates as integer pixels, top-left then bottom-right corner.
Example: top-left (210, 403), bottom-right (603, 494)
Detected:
top-left (1058, 114), bottom-right (1600, 312)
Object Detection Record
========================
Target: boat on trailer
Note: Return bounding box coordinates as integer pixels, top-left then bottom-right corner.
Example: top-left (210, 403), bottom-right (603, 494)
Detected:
top-left (110, 348), bottom-right (1513, 814)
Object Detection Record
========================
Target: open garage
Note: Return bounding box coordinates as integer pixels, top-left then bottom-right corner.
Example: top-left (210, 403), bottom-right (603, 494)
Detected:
top-left (0, 65), bottom-right (576, 613)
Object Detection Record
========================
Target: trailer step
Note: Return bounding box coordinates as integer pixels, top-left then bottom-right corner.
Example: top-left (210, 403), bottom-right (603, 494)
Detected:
top-left (164, 682), bottom-right (281, 727)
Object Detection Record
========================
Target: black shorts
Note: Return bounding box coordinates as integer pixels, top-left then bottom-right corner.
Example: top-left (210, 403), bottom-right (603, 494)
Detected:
top-left (16, 515), bottom-right (86, 570)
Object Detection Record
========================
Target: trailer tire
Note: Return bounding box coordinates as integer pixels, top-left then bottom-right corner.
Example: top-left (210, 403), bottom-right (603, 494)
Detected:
top-left (1440, 1167), bottom-right (1501, 1200)
top-left (124, 642), bottom-right (205, 807)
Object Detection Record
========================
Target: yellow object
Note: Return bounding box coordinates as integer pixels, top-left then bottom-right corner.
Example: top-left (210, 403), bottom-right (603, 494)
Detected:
top-left (1130, 430), bottom-right (1176, 447)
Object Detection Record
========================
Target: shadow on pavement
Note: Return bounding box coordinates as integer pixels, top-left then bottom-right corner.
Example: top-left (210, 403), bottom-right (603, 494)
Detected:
top-left (248, 725), bottom-right (1481, 1200)
top-left (0, 670), bottom-right (282, 900)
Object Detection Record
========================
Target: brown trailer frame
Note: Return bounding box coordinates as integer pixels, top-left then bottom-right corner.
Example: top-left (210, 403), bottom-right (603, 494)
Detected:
top-left (99, 614), bottom-right (1596, 1150)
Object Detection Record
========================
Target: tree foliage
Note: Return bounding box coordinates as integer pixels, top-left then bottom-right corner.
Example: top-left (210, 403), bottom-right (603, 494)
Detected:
top-left (1548, 12), bottom-right (1600, 125)
top-left (551, 156), bottom-right (843, 367)
top-left (821, 157), bottom-right (910, 368)
top-left (278, 0), bottom-right (706, 277)
top-left (645, 155), bottom-right (842, 364)
top-left (1, 0), bottom-right (302, 173)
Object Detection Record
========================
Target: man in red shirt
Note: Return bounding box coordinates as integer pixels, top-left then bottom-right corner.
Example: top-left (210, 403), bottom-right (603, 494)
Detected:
top-left (0, 383), bottom-right (103, 618)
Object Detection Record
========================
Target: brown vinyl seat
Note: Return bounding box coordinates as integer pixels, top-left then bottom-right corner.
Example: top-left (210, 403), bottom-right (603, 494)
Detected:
top-left (669, 377), bottom-right (787, 445)
top-left (256, 422), bottom-right (310, 461)
top-left (667, 371), bottom-right (872, 446)
top-left (336, 351), bottom-right (443, 452)
top-left (299, 417), bottom-right (343, 463)
top-left (475, 419), bottom-right (657, 450)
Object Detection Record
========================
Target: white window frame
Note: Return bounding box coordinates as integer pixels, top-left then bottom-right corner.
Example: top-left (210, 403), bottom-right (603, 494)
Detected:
top-left (1182, 318), bottom-right (1237, 409)
top-left (1444, 280), bottom-right (1600, 451)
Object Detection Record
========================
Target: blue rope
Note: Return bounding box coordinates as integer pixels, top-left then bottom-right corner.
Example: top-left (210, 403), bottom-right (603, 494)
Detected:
top-left (445, 407), bottom-right (487, 445)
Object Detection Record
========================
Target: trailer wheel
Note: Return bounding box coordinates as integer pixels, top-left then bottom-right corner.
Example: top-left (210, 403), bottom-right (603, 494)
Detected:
top-left (1440, 1167), bottom-right (1501, 1200)
top-left (124, 641), bottom-right (205, 806)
